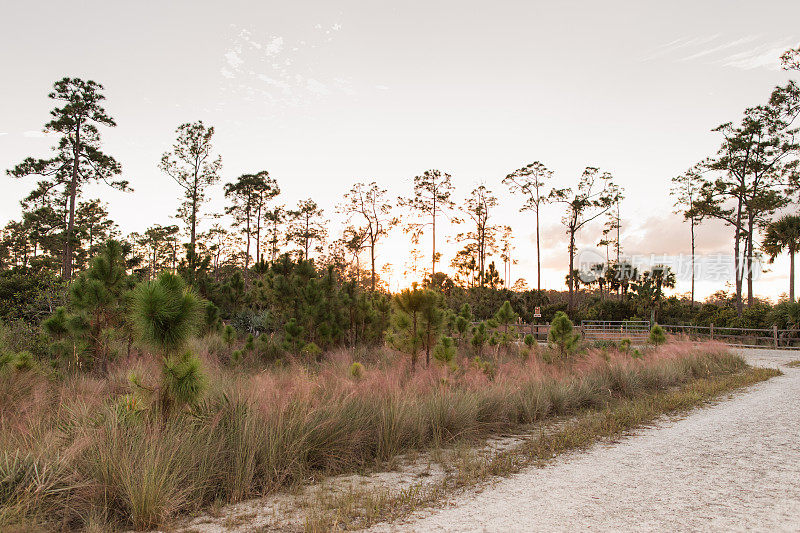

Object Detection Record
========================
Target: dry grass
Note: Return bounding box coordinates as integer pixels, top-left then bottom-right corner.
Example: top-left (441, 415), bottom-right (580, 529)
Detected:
top-left (785, 360), bottom-right (800, 368)
top-left (301, 365), bottom-right (781, 531)
top-left (0, 340), bottom-right (756, 531)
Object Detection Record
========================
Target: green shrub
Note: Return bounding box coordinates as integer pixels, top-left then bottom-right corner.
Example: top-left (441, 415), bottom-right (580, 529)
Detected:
top-left (301, 342), bottom-right (322, 360)
top-left (349, 361), bottom-right (364, 379)
top-left (162, 351), bottom-right (207, 408)
top-left (203, 301), bottom-right (222, 334)
top-left (649, 324), bottom-right (667, 345)
top-left (471, 322), bottom-right (488, 354)
top-left (222, 325), bottom-right (236, 346)
top-left (131, 273), bottom-right (202, 356)
top-left (282, 318), bottom-right (304, 353)
top-left (523, 334), bottom-right (535, 348)
top-left (257, 334), bottom-right (283, 365)
top-left (0, 350), bottom-right (37, 372)
top-left (130, 272), bottom-right (206, 413)
top-left (494, 300), bottom-right (518, 342)
top-left (548, 312), bottom-right (580, 357)
top-left (472, 355), bottom-right (496, 380)
top-left (13, 351), bottom-right (35, 372)
top-left (433, 336), bottom-right (457, 365)
top-left (619, 338), bottom-right (632, 353)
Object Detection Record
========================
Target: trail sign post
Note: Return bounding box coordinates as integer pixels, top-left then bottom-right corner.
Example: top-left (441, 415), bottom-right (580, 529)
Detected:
top-left (533, 306), bottom-right (541, 318)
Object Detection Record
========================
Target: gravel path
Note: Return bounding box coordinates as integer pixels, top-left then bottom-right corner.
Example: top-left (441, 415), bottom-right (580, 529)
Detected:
top-left (369, 349), bottom-right (800, 533)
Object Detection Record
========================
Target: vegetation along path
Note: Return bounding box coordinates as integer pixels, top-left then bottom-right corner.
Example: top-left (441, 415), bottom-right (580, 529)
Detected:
top-left (369, 349), bottom-right (800, 532)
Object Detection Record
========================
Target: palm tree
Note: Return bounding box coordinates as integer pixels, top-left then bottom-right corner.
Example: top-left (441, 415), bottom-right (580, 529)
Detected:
top-left (764, 214), bottom-right (800, 302)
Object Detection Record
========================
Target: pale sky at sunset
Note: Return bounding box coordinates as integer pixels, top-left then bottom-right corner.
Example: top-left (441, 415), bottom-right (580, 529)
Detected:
top-left (1, 1), bottom-right (799, 299)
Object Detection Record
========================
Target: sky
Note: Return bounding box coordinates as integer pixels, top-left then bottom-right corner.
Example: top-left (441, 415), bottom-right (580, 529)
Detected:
top-left (1, 0), bottom-right (799, 299)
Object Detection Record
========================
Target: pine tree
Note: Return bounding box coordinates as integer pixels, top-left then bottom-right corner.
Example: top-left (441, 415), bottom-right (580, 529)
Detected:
top-left (398, 169), bottom-right (457, 278)
top-left (8, 78), bottom-right (128, 279)
top-left (339, 182), bottom-right (397, 291)
top-left (43, 240), bottom-right (134, 369)
top-left (389, 287), bottom-right (428, 370)
top-left (419, 290), bottom-right (445, 367)
top-left (130, 271), bottom-right (205, 412)
top-left (548, 311), bottom-right (580, 357)
top-left (159, 121), bottom-right (222, 284)
top-left (550, 167), bottom-right (619, 311)
top-left (503, 161), bottom-right (553, 293)
top-left (287, 198), bottom-right (327, 260)
top-left (494, 300), bottom-right (518, 341)
top-left (455, 185), bottom-right (499, 287)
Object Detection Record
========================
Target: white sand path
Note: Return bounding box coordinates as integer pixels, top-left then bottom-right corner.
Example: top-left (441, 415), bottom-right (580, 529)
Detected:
top-left (367, 349), bottom-right (800, 533)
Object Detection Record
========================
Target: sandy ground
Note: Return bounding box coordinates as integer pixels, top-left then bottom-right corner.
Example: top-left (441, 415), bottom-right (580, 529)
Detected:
top-left (367, 348), bottom-right (800, 533)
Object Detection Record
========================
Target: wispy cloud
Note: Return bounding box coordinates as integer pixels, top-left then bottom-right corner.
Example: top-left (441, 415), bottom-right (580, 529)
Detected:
top-left (719, 39), bottom-right (798, 70)
top-left (642, 34), bottom-right (721, 61)
top-left (644, 34), bottom-right (799, 71)
top-left (219, 23), bottom-right (355, 110)
top-left (680, 35), bottom-right (760, 61)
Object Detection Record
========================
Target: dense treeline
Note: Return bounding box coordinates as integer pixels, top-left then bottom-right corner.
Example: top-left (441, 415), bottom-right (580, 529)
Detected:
top-left (3, 47), bottom-right (800, 364)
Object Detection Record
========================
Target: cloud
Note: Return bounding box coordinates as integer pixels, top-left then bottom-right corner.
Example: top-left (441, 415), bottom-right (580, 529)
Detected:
top-left (224, 49), bottom-right (243, 69)
top-left (719, 40), bottom-right (797, 70)
top-left (644, 34), bottom-right (798, 71)
top-left (622, 215), bottom-right (731, 256)
top-left (680, 35), bottom-right (760, 61)
top-left (23, 130), bottom-right (46, 138)
top-left (219, 24), bottom-right (357, 110)
top-left (264, 36), bottom-right (284, 56)
top-left (642, 34), bottom-right (721, 61)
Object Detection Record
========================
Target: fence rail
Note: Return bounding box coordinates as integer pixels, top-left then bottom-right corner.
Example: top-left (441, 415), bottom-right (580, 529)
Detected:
top-left (506, 321), bottom-right (800, 349)
top-left (581, 320), bottom-right (650, 341)
top-left (659, 323), bottom-right (800, 349)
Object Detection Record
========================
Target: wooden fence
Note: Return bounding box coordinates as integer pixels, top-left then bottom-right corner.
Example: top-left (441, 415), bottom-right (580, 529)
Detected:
top-left (658, 324), bottom-right (800, 349)
top-left (505, 321), bottom-right (800, 349)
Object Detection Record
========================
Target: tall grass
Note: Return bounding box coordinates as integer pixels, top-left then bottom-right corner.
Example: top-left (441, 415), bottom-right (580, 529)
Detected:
top-left (0, 340), bottom-right (746, 530)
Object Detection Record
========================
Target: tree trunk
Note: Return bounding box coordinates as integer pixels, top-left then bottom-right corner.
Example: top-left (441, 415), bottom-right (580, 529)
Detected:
top-left (255, 202), bottom-right (262, 264)
top-left (568, 229), bottom-right (575, 312)
top-left (690, 218), bottom-right (696, 308)
top-left (734, 198), bottom-right (743, 317)
top-left (536, 207), bottom-right (541, 293)
top-left (746, 218), bottom-right (754, 308)
top-left (616, 202), bottom-right (621, 264)
top-left (411, 312), bottom-right (418, 371)
top-left (190, 189), bottom-right (198, 284)
top-left (432, 207), bottom-right (436, 278)
top-left (370, 238), bottom-right (376, 291)
top-left (245, 211), bottom-right (251, 273)
top-left (425, 327), bottom-right (431, 367)
top-left (790, 244), bottom-right (796, 303)
top-left (63, 123), bottom-right (81, 280)
top-left (304, 215), bottom-right (310, 260)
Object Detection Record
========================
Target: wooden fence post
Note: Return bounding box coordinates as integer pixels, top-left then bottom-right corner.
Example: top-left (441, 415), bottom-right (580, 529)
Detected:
top-left (774, 325), bottom-right (778, 348)
top-left (710, 323), bottom-right (714, 340)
